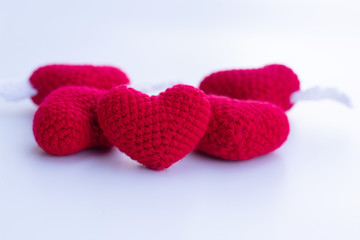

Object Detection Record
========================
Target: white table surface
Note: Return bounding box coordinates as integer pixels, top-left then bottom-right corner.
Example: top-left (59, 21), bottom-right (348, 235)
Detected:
top-left (1, 0), bottom-right (360, 239)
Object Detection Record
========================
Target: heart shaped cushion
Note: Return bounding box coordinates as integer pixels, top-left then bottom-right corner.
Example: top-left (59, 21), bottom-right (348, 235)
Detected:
top-left (197, 95), bottom-right (289, 160)
top-left (97, 84), bottom-right (211, 170)
top-left (33, 86), bottom-right (112, 156)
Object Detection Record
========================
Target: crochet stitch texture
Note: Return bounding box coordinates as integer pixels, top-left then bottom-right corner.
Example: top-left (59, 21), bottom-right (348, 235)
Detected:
top-left (30, 64), bottom-right (129, 105)
top-left (97, 84), bottom-right (211, 170)
top-left (33, 86), bottom-right (112, 155)
top-left (197, 95), bottom-right (290, 160)
top-left (199, 64), bottom-right (300, 111)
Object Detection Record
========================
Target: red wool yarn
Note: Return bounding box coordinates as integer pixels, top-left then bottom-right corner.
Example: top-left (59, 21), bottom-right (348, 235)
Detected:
top-left (197, 95), bottom-right (289, 160)
top-left (97, 84), bottom-right (211, 170)
top-left (199, 64), bottom-right (300, 111)
top-left (30, 64), bottom-right (130, 105)
top-left (28, 63), bottom-right (296, 167)
top-left (33, 86), bottom-right (112, 156)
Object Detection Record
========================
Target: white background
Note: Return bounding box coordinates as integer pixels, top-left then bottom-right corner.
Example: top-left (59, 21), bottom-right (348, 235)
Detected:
top-left (1, 0), bottom-right (360, 239)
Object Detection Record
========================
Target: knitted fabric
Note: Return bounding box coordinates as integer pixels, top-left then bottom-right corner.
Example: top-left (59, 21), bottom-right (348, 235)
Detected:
top-left (30, 64), bottom-right (129, 105)
top-left (33, 86), bottom-right (111, 156)
top-left (199, 64), bottom-right (300, 111)
top-left (197, 95), bottom-right (289, 160)
top-left (97, 84), bottom-right (211, 170)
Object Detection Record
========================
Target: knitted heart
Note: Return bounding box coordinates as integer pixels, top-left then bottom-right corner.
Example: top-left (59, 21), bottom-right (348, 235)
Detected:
top-left (33, 86), bottom-right (111, 156)
top-left (199, 64), bottom-right (300, 111)
top-left (30, 64), bottom-right (130, 105)
top-left (97, 84), bottom-right (211, 170)
top-left (197, 95), bottom-right (289, 160)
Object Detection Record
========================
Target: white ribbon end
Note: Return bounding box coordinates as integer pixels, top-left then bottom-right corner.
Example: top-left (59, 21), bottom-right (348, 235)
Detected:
top-left (290, 86), bottom-right (353, 108)
top-left (0, 80), bottom-right (37, 101)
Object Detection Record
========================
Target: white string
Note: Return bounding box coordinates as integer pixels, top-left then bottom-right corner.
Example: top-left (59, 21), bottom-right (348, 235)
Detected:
top-left (137, 80), bottom-right (182, 96)
top-left (0, 80), bottom-right (37, 101)
top-left (290, 86), bottom-right (353, 108)
top-left (0, 78), bottom-right (181, 101)
top-left (1, 80), bottom-right (352, 108)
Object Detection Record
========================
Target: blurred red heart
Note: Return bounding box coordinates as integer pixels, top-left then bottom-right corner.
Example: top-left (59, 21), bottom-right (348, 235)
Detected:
top-left (197, 95), bottom-right (290, 160)
top-left (33, 86), bottom-right (112, 156)
top-left (30, 64), bottom-right (129, 105)
top-left (199, 64), bottom-right (300, 111)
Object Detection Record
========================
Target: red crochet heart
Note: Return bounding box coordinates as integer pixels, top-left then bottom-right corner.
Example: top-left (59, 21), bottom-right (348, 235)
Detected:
top-left (197, 95), bottom-right (289, 160)
top-left (30, 64), bottom-right (129, 105)
top-left (33, 86), bottom-right (112, 156)
top-left (199, 64), bottom-right (300, 111)
top-left (97, 84), bottom-right (211, 170)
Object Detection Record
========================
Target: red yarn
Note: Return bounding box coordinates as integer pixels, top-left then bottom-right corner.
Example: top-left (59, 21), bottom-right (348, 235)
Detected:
top-left (30, 64), bottom-right (130, 105)
top-left (33, 86), bottom-right (112, 156)
top-left (199, 64), bottom-right (300, 111)
top-left (197, 95), bottom-right (289, 160)
top-left (97, 84), bottom-right (211, 170)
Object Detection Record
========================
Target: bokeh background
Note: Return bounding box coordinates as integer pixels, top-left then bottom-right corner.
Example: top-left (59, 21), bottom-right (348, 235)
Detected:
top-left (1, 0), bottom-right (359, 239)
